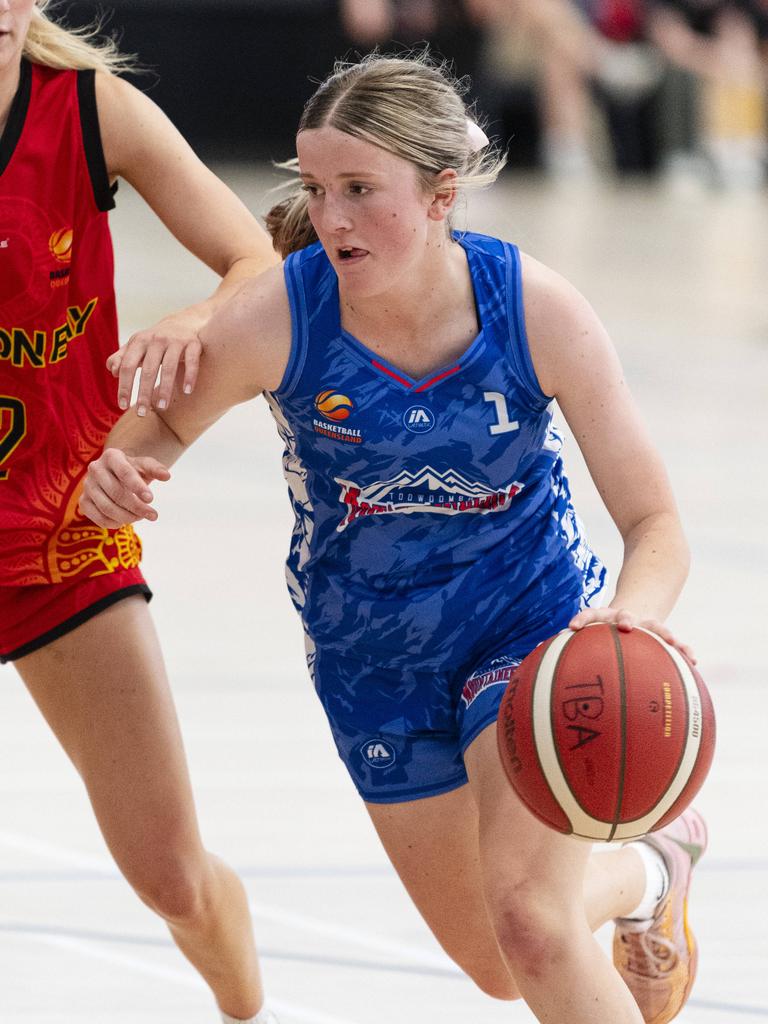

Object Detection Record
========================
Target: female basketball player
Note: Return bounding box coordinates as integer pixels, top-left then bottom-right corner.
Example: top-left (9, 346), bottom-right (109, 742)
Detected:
top-left (0, 2), bottom-right (278, 1022)
top-left (83, 53), bottom-right (707, 1024)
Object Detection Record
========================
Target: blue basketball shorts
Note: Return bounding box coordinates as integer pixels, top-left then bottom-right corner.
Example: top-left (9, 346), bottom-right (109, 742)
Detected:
top-left (308, 595), bottom-right (586, 804)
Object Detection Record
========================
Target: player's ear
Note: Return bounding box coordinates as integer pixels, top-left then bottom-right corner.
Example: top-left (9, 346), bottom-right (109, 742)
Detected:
top-left (428, 169), bottom-right (458, 222)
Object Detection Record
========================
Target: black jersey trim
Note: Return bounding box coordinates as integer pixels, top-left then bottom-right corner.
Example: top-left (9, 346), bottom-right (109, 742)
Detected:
top-left (0, 584), bottom-right (152, 663)
top-left (0, 58), bottom-right (32, 178)
top-left (77, 68), bottom-right (116, 212)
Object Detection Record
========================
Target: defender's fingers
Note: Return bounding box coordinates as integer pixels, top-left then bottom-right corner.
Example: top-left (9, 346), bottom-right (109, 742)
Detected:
top-left (106, 349), bottom-right (124, 376)
top-left (134, 348), bottom-right (163, 417)
top-left (133, 456), bottom-right (171, 484)
top-left (78, 493), bottom-right (122, 529)
top-left (155, 348), bottom-right (185, 410)
top-left (181, 337), bottom-right (203, 395)
top-left (115, 343), bottom-right (149, 411)
top-left (81, 487), bottom-right (137, 529)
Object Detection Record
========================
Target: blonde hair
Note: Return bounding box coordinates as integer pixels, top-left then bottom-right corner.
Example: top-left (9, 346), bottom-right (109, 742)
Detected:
top-left (266, 52), bottom-right (506, 258)
top-left (23, 1), bottom-right (135, 74)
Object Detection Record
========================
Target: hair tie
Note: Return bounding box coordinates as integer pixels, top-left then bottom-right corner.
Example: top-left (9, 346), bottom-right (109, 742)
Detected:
top-left (466, 118), bottom-right (489, 153)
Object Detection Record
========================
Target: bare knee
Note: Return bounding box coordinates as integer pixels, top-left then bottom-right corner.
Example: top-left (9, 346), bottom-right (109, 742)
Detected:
top-left (445, 946), bottom-right (522, 1000)
top-left (490, 885), bottom-right (578, 980)
top-left (127, 854), bottom-right (213, 925)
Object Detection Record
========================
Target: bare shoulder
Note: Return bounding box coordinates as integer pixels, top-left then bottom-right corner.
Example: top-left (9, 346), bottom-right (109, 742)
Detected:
top-left (518, 251), bottom-right (618, 399)
top-left (201, 263), bottom-right (292, 395)
top-left (93, 72), bottom-right (142, 175)
top-left (94, 71), bottom-right (183, 181)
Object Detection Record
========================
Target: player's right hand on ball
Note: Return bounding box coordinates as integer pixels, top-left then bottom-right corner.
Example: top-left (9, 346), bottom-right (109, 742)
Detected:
top-left (79, 448), bottom-right (171, 528)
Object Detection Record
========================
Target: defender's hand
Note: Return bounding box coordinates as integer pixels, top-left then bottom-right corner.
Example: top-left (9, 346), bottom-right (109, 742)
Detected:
top-left (79, 448), bottom-right (171, 528)
top-left (107, 317), bottom-right (202, 415)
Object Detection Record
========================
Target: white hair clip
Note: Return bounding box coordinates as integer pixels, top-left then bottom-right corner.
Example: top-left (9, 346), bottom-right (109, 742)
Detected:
top-left (466, 117), bottom-right (489, 153)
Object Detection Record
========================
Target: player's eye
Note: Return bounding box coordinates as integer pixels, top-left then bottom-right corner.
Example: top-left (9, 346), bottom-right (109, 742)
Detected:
top-left (301, 183), bottom-right (322, 197)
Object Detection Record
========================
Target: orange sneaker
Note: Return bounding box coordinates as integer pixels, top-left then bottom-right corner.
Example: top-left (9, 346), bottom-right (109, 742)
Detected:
top-left (613, 808), bottom-right (708, 1024)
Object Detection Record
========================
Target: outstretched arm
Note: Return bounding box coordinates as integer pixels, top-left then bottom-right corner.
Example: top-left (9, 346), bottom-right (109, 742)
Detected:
top-left (80, 266), bottom-right (290, 527)
top-left (96, 71), bottom-right (280, 411)
top-left (521, 254), bottom-right (693, 660)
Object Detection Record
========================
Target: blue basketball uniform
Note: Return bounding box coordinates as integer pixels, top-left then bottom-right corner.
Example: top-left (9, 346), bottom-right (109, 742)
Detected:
top-left (266, 231), bottom-right (606, 802)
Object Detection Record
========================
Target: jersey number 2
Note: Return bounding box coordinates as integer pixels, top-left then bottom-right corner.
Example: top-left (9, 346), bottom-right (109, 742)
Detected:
top-left (483, 391), bottom-right (519, 436)
top-left (0, 396), bottom-right (27, 480)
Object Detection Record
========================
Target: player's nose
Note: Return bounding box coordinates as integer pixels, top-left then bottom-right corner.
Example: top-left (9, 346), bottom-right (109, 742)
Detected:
top-left (320, 193), bottom-right (353, 233)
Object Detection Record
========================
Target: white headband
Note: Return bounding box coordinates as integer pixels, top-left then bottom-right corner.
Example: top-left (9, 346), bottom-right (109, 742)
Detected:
top-left (466, 117), bottom-right (490, 153)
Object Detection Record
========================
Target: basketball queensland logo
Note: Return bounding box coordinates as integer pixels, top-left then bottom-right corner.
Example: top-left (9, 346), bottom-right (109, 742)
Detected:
top-left (313, 389), bottom-right (363, 444)
top-left (48, 228), bottom-right (73, 289)
top-left (334, 465), bottom-right (524, 531)
top-left (48, 227), bottom-right (73, 263)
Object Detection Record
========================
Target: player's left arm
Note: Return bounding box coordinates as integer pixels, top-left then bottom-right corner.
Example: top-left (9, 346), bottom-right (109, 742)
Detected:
top-left (95, 71), bottom-right (280, 412)
top-left (521, 253), bottom-right (694, 660)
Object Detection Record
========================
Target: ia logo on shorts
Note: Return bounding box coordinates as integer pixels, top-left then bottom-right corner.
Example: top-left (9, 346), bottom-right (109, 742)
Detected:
top-left (403, 405), bottom-right (435, 434)
top-left (361, 739), bottom-right (397, 768)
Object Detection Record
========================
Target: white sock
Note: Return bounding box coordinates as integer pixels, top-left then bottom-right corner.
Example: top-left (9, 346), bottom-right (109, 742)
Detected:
top-left (220, 1009), bottom-right (276, 1024)
top-left (623, 841), bottom-right (670, 921)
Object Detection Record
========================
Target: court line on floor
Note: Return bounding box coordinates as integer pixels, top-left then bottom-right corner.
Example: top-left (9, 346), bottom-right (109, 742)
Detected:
top-left (688, 999), bottom-right (768, 1018)
top-left (0, 922), bottom-right (461, 979)
top-left (0, 856), bottom-right (765, 884)
top-left (0, 829), bottom-right (456, 971)
top-left (248, 902), bottom-right (456, 971)
top-left (5, 922), bottom-right (768, 1018)
top-left (3, 830), bottom-right (767, 1019)
top-left (18, 931), bottom-right (365, 1024)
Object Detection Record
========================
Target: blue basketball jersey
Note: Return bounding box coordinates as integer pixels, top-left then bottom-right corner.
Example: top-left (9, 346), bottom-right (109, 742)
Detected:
top-left (266, 232), bottom-right (605, 670)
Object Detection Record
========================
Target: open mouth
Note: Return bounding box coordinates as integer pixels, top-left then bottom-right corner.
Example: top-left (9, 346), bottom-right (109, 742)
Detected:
top-left (338, 246), bottom-right (369, 263)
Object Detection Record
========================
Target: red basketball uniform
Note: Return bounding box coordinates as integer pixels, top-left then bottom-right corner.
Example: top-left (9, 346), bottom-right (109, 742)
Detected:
top-left (0, 60), bottom-right (148, 660)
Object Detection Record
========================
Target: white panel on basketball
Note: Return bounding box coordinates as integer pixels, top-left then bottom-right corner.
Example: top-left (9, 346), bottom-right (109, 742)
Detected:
top-left (610, 629), bottom-right (703, 841)
top-left (531, 630), bottom-right (615, 841)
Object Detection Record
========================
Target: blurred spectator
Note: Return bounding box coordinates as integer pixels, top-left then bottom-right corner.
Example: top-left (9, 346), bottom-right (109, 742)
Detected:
top-left (339, 0), bottom-right (479, 50)
top-left (337, 0), bottom-right (485, 125)
top-left (339, 0), bottom-right (441, 42)
top-left (467, 0), bottom-right (666, 178)
top-left (647, 1), bottom-right (768, 187)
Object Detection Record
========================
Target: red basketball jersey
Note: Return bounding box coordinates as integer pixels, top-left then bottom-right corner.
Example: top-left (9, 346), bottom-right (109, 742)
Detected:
top-left (0, 60), bottom-right (141, 585)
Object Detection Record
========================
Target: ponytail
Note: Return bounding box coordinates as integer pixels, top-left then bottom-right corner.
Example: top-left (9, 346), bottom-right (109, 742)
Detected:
top-left (265, 159), bottom-right (318, 257)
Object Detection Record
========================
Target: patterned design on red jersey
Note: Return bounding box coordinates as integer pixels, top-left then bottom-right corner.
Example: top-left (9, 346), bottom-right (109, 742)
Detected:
top-left (0, 60), bottom-right (141, 585)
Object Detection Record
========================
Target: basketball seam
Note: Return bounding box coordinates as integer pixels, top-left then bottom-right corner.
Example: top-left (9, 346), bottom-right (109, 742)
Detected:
top-left (608, 624), bottom-right (627, 842)
top-left (630, 635), bottom-right (691, 822)
top-left (532, 636), bottom-right (574, 834)
top-left (545, 629), bottom-right (615, 833)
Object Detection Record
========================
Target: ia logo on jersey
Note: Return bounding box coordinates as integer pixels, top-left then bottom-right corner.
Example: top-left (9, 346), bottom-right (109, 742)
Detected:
top-left (361, 739), bottom-right (397, 768)
top-left (403, 405), bottom-right (435, 434)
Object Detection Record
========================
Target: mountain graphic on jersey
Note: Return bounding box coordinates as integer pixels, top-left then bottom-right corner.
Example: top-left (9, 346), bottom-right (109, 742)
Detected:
top-left (335, 465), bottom-right (524, 531)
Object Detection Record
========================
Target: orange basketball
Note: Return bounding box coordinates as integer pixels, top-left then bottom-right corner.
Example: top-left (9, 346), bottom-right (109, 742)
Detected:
top-left (48, 227), bottom-right (73, 262)
top-left (497, 623), bottom-right (715, 841)
top-left (315, 390), bottom-right (353, 421)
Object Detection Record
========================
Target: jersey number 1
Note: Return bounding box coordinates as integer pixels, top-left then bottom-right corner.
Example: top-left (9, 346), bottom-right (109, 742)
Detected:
top-left (483, 391), bottom-right (519, 436)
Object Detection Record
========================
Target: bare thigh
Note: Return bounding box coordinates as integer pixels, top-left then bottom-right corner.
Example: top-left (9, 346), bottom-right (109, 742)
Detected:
top-left (14, 595), bottom-right (205, 886)
top-left (463, 724), bottom-right (592, 936)
top-left (366, 786), bottom-right (519, 1000)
